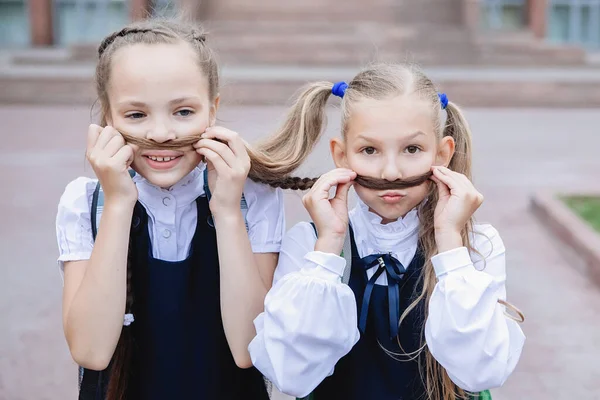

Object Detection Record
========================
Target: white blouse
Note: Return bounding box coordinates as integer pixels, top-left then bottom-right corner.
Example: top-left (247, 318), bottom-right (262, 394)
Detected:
top-left (56, 164), bottom-right (285, 272)
top-left (249, 199), bottom-right (525, 398)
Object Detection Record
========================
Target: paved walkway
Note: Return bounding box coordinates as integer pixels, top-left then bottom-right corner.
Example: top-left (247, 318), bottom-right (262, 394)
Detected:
top-left (1, 106), bottom-right (599, 399)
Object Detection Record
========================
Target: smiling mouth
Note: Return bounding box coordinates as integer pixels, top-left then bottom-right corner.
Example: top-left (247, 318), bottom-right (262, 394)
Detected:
top-left (145, 155), bottom-right (182, 162)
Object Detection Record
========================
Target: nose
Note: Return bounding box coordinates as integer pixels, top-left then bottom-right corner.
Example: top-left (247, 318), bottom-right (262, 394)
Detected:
top-left (146, 118), bottom-right (177, 143)
top-left (380, 155), bottom-right (403, 182)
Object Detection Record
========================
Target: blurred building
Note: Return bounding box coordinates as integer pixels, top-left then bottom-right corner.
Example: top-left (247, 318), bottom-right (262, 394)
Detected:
top-left (2, 0), bottom-right (599, 51)
top-left (2, 0), bottom-right (599, 108)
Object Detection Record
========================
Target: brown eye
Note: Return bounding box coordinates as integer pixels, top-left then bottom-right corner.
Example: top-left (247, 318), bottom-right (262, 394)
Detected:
top-left (406, 146), bottom-right (420, 154)
top-left (363, 147), bottom-right (376, 155)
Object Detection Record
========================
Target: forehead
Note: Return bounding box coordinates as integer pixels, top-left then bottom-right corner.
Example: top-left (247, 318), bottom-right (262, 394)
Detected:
top-left (108, 42), bottom-right (209, 101)
top-left (345, 95), bottom-right (436, 140)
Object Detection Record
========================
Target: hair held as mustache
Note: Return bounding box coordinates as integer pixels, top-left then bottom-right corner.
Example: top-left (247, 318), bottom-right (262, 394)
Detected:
top-left (120, 132), bottom-right (204, 149)
top-left (354, 171), bottom-right (433, 190)
top-left (118, 132), bottom-right (432, 191)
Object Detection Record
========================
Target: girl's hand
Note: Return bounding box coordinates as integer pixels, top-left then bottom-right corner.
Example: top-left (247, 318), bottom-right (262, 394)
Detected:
top-left (431, 166), bottom-right (484, 253)
top-left (194, 127), bottom-right (251, 216)
top-left (302, 168), bottom-right (356, 255)
top-left (86, 124), bottom-right (137, 207)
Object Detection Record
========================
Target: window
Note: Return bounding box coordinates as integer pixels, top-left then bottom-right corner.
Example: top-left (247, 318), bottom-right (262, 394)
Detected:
top-left (0, 0), bottom-right (29, 48)
top-left (548, 0), bottom-right (600, 48)
top-left (53, 0), bottom-right (128, 46)
top-left (482, 0), bottom-right (527, 30)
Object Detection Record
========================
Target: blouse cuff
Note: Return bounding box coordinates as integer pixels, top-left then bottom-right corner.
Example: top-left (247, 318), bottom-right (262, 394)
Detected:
top-left (431, 247), bottom-right (473, 277)
top-left (304, 251), bottom-right (346, 278)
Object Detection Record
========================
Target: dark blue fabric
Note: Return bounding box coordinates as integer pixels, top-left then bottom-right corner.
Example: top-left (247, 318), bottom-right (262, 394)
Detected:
top-left (79, 197), bottom-right (269, 400)
top-left (312, 225), bottom-right (427, 400)
top-left (357, 253), bottom-right (407, 339)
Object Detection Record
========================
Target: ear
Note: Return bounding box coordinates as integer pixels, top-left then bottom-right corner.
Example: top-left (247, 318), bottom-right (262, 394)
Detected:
top-left (436, 136), bottom-right (455, 167)
top-left (209, 95), bottom-right (220, 127)
top-left (330, 137), bottom-right (349, 168)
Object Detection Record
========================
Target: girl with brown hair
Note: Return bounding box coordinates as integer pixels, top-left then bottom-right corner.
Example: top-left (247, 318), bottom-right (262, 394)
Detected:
top-left (55, 18), bottom-right (321, 400)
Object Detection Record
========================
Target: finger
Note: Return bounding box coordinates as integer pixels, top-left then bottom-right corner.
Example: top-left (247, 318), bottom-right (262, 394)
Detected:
top-left (312, 169), bottom-right (355, 192)
top-left (201, 127), bottom-right (247, 158)
top-left (86, 124), bottom-right (103, 155)
top-left (103, 135), bottom-right (126, 157)
top-left (332, 181), bottom-right (354, 204)
top-left (430, 174), bottom-right (450, 199)
top-left (112, 145), bottom-right (134, 169)
top-left (95, 126), bottom-right (119, 150)
top-left (197, 148), bottom-right (229, 173)
top-left (432, 167), bottom-right (461, 193)
top-left (435, 166), bottom-right (469, 191)
top-left (196, 138), bottom-right (236, 168)
top-left (320, 168), bottom-right (356, 181)
top-left (311, 171), bottom-right (355, 200)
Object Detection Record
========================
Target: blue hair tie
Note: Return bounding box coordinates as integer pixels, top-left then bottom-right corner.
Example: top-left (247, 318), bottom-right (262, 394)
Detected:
top-left (438, 93), bottom-right (449, 110)
top-left (332, 81), bottom-right (348, 98)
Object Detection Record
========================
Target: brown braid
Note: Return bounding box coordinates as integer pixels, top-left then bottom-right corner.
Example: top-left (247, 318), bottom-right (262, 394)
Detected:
top-left (106, 225), bottom-right (135, 400)
top-left (98, 27), bottom-right (154, 57)
top-left (251, 176), bottom-right (318, 190)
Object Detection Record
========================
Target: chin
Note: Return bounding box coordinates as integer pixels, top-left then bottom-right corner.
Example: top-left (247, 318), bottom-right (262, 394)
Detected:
top-left (132, 156), bottom-right (200, 189)
top-left (363, 198), bottom-right (421, 224)
top-left (134, 168), bottom-right (193, 189)
top-left (147, 174), bottom-right (187, 189)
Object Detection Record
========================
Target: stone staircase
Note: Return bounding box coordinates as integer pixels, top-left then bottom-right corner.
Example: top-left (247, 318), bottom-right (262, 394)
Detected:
top-left (0, 0), bottom-right (596, 107)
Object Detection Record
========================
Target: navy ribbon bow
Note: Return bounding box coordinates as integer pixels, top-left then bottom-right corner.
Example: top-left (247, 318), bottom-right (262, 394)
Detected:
top-left (358, 253), bottom-right (407, 339)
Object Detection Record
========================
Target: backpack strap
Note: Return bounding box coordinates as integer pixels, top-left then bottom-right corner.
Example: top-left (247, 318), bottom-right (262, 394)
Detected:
top-left (90, 182), bottom-right (102, 241)
top-left (90, 169), bottom-right (136, 240)
top-left (309, 223), bottom-right (352, 285)
top-left (203, 167), bottom-right (249, 232)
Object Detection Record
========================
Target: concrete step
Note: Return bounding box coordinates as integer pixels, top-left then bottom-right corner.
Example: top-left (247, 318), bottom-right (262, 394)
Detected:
top-left (393, 0), bottom-right (464, 25)
top-left (208, 3), bottom-right (392, 22)
top-left (476, 30), bottom-right (587, 66)
top-left (3, 64), bottom-right (600, 108)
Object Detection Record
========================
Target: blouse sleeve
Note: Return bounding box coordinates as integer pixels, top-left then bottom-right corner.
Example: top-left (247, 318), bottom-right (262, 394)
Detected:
top-left (248, 222), bottom-right (360, 397)
top-left (55, 177), bottom-right (98, 276)
top-left (243, 179), bottom-right (286, 254)
top-left (425, 224), bottom-right (526, 392)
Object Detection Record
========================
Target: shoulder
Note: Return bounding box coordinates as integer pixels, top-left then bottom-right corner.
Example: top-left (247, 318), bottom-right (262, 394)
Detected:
top-left (242, 178), bottom-right (285, 222)
top-left (242, 179), bottom-right (286, 252)
top-left (56, 177), bottom-right (98, 268)
top-left (279, 221), bottom-right (318, 256)
top-left (243, 178), bottom-right (283, 203)
top-left (57, 177), bottom-right (99, 216)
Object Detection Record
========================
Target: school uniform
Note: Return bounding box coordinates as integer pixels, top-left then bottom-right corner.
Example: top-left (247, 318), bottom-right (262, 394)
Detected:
top-left (56, 164), bottom-right (285, 399)
top-left (249, 198), bottom-right (525, 399)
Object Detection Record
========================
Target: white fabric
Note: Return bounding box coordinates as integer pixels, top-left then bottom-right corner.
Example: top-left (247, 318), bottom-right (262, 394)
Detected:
top-left (249, 200), bottom-right (525, 397)
top-left (56, 164), bottom-right (285, 273)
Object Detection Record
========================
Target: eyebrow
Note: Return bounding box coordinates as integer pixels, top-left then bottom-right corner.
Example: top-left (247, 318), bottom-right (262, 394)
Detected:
top-left (355, 130), bottom-right (426, 142)
top-left (168, 97), bottom-right (202, 106)
top-left (404, 131), bottom-right (427, 140)
top-left (117, 97), bottom-right (202, 108)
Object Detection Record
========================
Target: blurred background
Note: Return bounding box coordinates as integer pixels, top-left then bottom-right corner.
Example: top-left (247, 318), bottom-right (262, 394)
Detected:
top-left (1, 0), bottom-right (600, 399)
